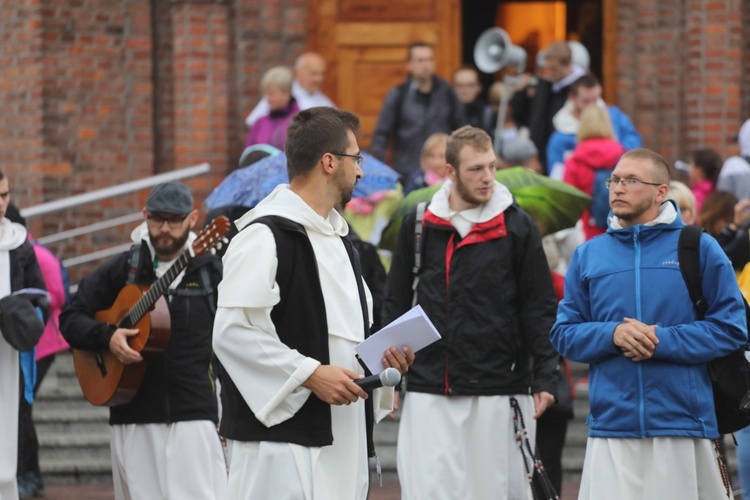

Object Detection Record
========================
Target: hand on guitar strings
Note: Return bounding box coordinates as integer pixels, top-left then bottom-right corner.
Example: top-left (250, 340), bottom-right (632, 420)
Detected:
top-left (109, 328), bottom-right (143, 365)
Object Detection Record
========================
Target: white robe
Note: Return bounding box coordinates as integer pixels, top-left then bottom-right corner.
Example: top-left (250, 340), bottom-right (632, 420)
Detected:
top-left (579, 437), bottom-right (732, 500)
top-left (0, 219), bottom-right (29, 500)
top-left (110, 421), bottom-right (227, 500)
top-left (398, 393), bottom-right (536, 500)
top-left (213, 186), bottom-right (393, 500)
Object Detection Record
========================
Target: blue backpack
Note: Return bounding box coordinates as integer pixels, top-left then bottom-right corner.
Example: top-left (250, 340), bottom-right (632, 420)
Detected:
top-left (589, 168), bottom-right (615, 229)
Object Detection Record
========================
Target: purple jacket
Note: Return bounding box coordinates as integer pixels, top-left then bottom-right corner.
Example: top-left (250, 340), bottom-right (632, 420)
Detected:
top-left (244, 99), bottom-right (299, 150)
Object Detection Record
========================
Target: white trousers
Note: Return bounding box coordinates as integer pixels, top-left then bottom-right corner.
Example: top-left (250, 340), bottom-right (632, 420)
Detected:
top-left (398, 393), bottom-right (535, 500)
top-left (110, 420), bottom-right (227, 500)
top-left (579, 436), bottom-right (732, 500)
top-left (0, 337), bottom-right (19, 500)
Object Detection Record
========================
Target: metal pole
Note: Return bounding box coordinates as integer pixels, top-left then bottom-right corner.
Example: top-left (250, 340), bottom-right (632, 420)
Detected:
top-left (20, 163), bottom-right (211, 218)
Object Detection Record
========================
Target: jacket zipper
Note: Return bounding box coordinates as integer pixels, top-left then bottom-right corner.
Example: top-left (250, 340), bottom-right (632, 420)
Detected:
top-left (444, 234), bottom-right (455, 395)
top-left (634, 228), bottom-right (646, 438)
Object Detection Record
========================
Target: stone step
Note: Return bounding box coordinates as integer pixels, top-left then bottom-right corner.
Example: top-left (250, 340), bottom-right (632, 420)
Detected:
top-left (40, 457), bottom-right (113, 485)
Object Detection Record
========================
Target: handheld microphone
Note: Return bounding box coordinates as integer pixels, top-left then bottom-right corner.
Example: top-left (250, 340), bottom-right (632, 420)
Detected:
top-left (354, 367), bottom-right (401, 391)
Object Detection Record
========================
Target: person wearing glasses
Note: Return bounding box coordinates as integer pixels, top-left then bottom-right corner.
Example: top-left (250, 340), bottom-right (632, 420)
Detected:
top-left (552, 148), bottom-right (747, 499)
top-left (212, 107), bottom-right (414, 500)
top-left (60, 182), bottom-right (227, 499)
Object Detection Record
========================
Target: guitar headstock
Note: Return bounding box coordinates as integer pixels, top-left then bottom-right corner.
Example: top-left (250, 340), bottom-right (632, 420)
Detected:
top-left (192, 216), bottom-right (231, 256)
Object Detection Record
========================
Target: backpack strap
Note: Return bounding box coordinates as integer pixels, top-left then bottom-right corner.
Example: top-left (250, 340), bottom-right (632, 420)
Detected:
top-left (678, 225), bottom-right (708, 316)
top-left (392, 81), bottom-right (410, 142)
top-left (126, 243), bottom-right (141, 285)
top-left (411, 202), bottom-right (427, 308)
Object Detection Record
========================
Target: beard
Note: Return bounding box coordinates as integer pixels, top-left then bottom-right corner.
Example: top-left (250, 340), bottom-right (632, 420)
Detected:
top-left (149, 228), bottom-right (190, 259)
top-left (611, 196), bottom-right (654, 225)
top-left (334, 167), bottom-right (356, 205)
top-left (454, 175), bottom-right (493, 207)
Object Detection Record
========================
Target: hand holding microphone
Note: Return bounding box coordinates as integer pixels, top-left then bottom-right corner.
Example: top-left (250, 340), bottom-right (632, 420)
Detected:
top-left (353, 367), bottom-right (401, 391)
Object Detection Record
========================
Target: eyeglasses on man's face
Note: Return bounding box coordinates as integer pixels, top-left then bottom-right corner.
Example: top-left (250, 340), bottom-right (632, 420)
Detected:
top-left (605, 178), bottom-right (663, 190)
top-left (333, 152), bottom-right (364, 167)
top-left (146, 213), bottom-right (188, 229)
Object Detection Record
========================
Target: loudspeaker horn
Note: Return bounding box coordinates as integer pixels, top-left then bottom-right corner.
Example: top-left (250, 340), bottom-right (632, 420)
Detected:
top-left (473, 28), bottom-right (527, 74)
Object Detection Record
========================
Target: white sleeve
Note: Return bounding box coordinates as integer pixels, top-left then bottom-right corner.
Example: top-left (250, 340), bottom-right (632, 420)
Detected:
top-left (213, 224), bottom-right (321, 427)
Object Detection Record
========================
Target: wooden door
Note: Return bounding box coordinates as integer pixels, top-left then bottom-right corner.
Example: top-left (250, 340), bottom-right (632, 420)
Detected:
top-left (307, 0), bottom-right (462, 147)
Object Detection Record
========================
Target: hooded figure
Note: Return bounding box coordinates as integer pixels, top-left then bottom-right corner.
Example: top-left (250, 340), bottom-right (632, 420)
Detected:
top-left (716, 118), bottom-right (750, 200)
top-left (0, 201), bottom-right (46, 499)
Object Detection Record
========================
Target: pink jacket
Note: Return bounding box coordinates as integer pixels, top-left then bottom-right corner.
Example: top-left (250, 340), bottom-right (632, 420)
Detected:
top-left (244, 99), bottom-right (300, 150)
top-left (33, 244), bottom-right (69, 360)
top-left (691, 179), bottom-right (714, 217)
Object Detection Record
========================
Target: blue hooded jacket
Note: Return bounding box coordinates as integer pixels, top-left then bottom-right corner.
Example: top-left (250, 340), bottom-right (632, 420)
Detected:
top-left (551, 201), bottom-right (747, 439)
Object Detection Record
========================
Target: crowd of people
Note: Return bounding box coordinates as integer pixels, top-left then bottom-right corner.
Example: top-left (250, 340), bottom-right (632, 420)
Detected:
top-left (2, 37), bottom-right (750, 500)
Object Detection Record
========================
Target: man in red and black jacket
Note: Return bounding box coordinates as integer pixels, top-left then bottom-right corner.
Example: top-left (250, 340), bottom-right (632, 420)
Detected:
top-left (383, 125), bottom-right (559, 499)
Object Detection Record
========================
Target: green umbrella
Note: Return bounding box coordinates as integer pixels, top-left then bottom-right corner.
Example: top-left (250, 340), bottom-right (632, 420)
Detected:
top-left (378, 167), bottom-right (591, 251)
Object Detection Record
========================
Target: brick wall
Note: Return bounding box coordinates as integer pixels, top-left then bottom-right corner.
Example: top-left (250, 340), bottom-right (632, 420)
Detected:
top-left (231, 0), bottom-right (307, 171)
top-left (2, 0), bottom-right (307, 282)
top-left (0, 4), bottom-right (45, 225)
top-left (742, 0), bottom-right (750, 130)
top-left (616, 0), bottom-right (746, 163)
top-left (34, 0), bottom-right (155, 281)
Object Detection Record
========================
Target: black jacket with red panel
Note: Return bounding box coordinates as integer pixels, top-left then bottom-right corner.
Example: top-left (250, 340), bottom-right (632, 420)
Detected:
top-left (382, 202), bottom-right (559, 397)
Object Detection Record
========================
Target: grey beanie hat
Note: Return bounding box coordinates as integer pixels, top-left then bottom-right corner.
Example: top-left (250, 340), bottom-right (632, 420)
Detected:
top-left (146, 182), bottom-right (193, 214)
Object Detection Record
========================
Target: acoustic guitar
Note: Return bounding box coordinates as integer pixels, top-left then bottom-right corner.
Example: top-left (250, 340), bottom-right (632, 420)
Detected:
top-left (73, 216), bottom-right (230, 406)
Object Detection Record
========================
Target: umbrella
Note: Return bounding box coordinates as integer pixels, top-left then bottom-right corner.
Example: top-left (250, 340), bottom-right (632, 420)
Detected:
top-left (205, 151), bottom-right (399, 210)
top-left (378, 167), bottom-right (591, 251)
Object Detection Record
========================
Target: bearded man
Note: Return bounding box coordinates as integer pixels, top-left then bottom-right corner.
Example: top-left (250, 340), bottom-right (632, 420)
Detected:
top-left (61, 182), bottom-right (227, 500)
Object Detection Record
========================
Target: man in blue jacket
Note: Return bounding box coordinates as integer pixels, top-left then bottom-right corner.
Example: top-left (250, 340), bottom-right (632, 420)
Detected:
top-left (551, 148), bottom-right (746, 499)
top-left (546, 74), bottom-right (641, 179)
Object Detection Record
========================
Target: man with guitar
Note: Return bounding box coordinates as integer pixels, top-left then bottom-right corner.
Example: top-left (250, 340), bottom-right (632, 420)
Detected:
top-left (60, 182), bottom-right (227, 499)
top-left (213, 107), bottom-right (415, 500)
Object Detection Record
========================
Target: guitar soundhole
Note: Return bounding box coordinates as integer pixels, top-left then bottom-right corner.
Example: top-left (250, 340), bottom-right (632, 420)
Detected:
top-left (119, 316), bottom-right (134, 329)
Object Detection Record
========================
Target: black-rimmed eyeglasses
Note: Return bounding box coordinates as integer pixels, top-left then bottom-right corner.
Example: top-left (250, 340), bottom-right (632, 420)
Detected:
top-left (146, 214), bottom-right (188, 229)
top-left (332, 152), bottom-right (364, 167)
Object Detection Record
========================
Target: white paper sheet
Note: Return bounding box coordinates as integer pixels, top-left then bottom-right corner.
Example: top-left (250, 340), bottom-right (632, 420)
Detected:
top-left (355, 305), bottom-right (441, 374)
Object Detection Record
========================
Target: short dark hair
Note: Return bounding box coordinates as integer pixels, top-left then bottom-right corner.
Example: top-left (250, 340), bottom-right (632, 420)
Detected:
top-left (446, 126), bottom-right (493, 171)
top-left (407, 41), bottom-right (433, 61)
top-left (285, 107), bottom-right (360, 181)
top-left (692, 148), bottom-right (723, 185)
top-left (619, 148), bottom-right (671, 185)
top-left (569, 73), bottom-right (601, 96)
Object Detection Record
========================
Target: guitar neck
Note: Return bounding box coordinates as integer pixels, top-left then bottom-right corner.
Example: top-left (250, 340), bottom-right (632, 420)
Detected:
top-left (125, 249), bottom-right (192, 326)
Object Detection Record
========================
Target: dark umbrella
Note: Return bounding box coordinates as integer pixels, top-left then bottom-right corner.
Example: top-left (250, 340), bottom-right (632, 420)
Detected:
top-left (378, 167), bottom-right (591, 251)
top-left (205, 152), bottom-right (399, 210)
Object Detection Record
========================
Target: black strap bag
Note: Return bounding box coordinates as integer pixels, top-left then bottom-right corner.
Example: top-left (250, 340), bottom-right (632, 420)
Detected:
top-left (678, 225), bottom-right (750, 434)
